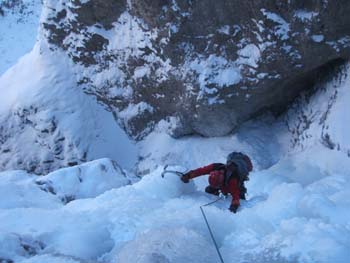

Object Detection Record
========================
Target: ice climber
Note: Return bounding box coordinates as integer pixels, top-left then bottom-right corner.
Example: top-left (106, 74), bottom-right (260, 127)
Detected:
top-left (181, 152), bottom-right (253, 213)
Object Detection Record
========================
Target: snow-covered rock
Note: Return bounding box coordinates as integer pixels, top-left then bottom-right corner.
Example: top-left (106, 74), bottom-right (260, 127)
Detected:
top-left (0, 43), bottom-right (137, 174)
top-left (0, 158), bottom-right (131, 210)
top-left (36, 158), bottom-right (132, 202)
top-left (40, 0), bottom-right (350, 139)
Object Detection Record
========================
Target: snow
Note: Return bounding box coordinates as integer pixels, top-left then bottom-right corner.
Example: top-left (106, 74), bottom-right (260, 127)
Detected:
top-left (36, 158), bottom-right (132, 201)
top-left (134, 66), bottom-right (151, 79)
top-left (220, 145), bottom-right (350, 262)
top-left (0, 170), bottom-right (61, 209)
top-left (294, 10), bottom-right (319, 22)
top-left (20, 255), bottom-right (80, 263)
top-left (217, 25), bottom-right (230, 35)
top-left (106, 12), bottom-right (157, 58)
top-left (312, 34), bottom-right (325, 42)
top-left (326, 74), bottom-right (350, 147)
top-left (0, 159), bottom-right (133, 261)
top-left (261, 9), bottom-right (290, 40)
top-left (117, 228), bottom-right (216, 263)
top-left (326, 37), bottom-right (350, 52)
top-left (285, 63), bottom-right (350, 156)
top-left (118, 102), bottom-right (155, 120)
top-left (2, 129), bottom-right (350, 263)
top-left (0, 158), bottom-right (131, 209)
top-left (188, 55), bottom-right (242, 100)
top-left (0, 0), bottom-right (42, 76)
top-left (237, 44), bottom-right (261, 68)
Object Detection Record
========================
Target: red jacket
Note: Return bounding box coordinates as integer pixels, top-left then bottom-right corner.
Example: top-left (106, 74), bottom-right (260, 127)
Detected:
top-left (188, 163), bottom-right (241, 206)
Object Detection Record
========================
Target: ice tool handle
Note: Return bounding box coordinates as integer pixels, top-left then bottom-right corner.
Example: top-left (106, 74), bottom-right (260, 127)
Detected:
top-left (161, 165), bottom-right (186, 178)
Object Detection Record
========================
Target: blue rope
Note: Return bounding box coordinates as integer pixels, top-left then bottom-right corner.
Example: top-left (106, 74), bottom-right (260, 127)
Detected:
top-left (200, 197), bottom-right (225, 263)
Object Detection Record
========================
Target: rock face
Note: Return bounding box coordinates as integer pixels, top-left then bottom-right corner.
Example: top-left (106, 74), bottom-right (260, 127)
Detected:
top-left (41, 0), bottom-right (350, 139)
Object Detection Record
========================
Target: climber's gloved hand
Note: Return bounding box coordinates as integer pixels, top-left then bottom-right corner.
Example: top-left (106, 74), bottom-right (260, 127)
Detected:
top-left (181, 172), bottom-right (191, 183)
top-left (229, 204), bottom-right (239, 213)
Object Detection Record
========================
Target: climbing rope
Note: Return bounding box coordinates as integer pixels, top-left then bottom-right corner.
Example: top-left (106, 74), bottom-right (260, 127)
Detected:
top-left (161, 165), bottom-right (225, 262)
top-left (200, 196), bottom-right (225, 263)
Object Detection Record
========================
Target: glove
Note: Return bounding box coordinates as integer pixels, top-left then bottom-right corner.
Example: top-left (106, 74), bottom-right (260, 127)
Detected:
top-left (181, 172), bottom-right (191, 183)
top-left (229, 204), bottom-right (239, 213)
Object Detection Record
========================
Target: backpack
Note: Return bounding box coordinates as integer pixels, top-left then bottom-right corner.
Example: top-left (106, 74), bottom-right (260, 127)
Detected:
top-left (226, 152), bottom-right (253, 183)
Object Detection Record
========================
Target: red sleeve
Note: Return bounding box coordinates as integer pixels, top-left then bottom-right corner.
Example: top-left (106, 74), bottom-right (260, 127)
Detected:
top-left (188, 164), bottom-right (215, 179)
top-left (228, 178), bottom-right (240, 206)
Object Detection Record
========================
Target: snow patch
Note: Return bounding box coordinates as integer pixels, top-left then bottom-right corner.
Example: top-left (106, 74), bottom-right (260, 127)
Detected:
top-left (107, 12), bottom-right (157, 58)
top-left (261, 9), bottom-right (290, 40)
top-left (188, 55), bottom-right (241, 100)
top-left (237, 44), bottom-right (261, 68)
top-left (294, 10), bottom-right (318, 22)
top-left (118, 102), bottom-right (154, 120)
top-left (311, 35), bottom-right (324, 42)
top-left (134, 66), bottom-right (151, 79)
top-left (217, 25), bottom-right (230, 35)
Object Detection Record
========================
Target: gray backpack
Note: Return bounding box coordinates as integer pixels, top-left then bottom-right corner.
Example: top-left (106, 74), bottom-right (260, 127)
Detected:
top-left (226, 152), bottom-right (253, 182)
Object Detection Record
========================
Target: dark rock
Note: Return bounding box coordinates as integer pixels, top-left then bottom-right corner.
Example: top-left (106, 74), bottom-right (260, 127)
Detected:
top-left (321, 133), bottom-right (336, 150)
top-left (43, 23), bottom-right (69, 48)
top-left (51, 9), bottom-right (67, 23)
top-left (68, 161), bottom-right (78, 167)
top-left (73, 33), bottom-right (109, 65)
top-left (21, 239), bottom-right (45, 256)
top-left (36, 180), bottom-right (57, 195)
top-left (72, 0), bottom-right (127, 29)
top-left (130, 0), bottom-right (172, 27)
top-left (61, 195), bottom-right (75, 204)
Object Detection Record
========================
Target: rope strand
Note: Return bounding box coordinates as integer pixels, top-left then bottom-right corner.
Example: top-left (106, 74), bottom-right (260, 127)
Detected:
top-left (200, 197), bottom-right (225, 263)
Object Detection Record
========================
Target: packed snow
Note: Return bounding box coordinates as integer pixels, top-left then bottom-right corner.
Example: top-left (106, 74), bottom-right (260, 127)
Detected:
top-left (1, 131), bottom-right (350, 262)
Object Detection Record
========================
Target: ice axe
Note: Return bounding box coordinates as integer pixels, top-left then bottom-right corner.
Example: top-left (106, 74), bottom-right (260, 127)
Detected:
top-left (161, 165), bottom-right (186, 178)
